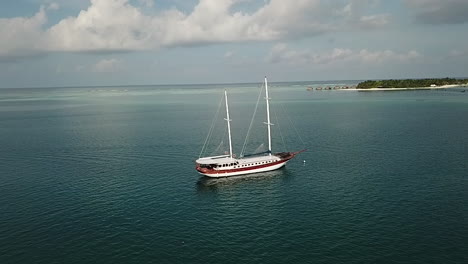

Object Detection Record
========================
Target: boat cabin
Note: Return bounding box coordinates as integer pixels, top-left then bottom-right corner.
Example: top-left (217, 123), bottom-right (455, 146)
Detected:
top-left (196, 155), bottom-right (239, 169)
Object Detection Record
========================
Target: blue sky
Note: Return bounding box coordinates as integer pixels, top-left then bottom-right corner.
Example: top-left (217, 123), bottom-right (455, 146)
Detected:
top-left (0, 0), bottom-right (467, 88)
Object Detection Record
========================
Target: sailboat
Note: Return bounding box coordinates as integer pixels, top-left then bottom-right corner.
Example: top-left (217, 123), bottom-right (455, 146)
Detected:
top-left (195, 77), bottom-right (305, 178)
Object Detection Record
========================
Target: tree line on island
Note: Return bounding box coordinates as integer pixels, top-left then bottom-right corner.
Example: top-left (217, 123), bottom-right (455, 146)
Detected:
top-left (357, 78), bottom-right (468, 89)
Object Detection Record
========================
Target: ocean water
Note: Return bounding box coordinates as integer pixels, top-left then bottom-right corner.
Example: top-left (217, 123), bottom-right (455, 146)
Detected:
top-left (0, 82), bottom-right (467, 264)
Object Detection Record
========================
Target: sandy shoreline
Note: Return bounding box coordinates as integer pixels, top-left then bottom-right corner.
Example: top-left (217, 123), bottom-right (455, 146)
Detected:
top-left (343, 84), bottom-right (466, 91)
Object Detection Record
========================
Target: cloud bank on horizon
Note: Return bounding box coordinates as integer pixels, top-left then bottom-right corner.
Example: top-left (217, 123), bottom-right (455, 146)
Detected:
top-left (1, 0), bottom-right (392, 56)
top-left (0, 0), bottom-right (467, 87)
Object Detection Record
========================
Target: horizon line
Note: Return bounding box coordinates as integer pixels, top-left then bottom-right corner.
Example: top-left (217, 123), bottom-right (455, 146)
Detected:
top-left (1, 77), bottom-right (467, 89)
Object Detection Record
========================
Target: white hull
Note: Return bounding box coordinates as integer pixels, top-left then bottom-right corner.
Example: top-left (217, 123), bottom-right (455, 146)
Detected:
top-left (198, 160), bottom-right (288, 178)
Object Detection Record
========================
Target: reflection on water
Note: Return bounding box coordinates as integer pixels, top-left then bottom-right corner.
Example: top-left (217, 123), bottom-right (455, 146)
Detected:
top-left (196, 169), bottom-right (293, 192)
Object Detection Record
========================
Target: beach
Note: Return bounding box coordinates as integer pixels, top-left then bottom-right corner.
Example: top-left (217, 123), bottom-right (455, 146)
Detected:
top-left (343, 84), bottom-right (466, 91)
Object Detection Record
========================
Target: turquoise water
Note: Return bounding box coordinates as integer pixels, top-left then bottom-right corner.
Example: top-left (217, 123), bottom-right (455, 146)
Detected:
top-left (0, 83), bottom-right (467, 263)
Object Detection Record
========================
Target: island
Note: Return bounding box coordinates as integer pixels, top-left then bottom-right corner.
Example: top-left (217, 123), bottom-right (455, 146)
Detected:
top-left (357, 78), bottom-right (468, 89)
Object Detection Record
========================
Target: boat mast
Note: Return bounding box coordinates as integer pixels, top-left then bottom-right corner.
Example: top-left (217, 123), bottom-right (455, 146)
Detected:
top-left (264, 77), bottom-right (272, 155)
top-left (224, 90), bottom-right (233, 158)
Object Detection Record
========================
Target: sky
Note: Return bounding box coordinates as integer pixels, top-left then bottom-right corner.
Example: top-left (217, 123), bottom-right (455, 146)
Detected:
top-left (0, 0), bottom-right (467, 88)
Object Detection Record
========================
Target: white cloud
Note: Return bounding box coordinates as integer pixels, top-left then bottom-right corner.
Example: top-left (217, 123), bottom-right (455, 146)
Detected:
top-left (47, 2), bottom-right (60, 11)
top-left (0, 7), bottom-right (47, 59)
top-left (448, 49), bottom-right (467, 57)
top-left (138, 0), bottom-right (154, 8)
top-left (357, 14), bottom-right (390, 29)
top-left (267, 44), bottom-right (422, 65)
top-left (358, 49), bottom-right (421, 63)
top-left (46, 0), bottom-right (153, 52)
top-left (268, 44), bottom-right (354, 65)
top-left (92, 58), bottom-right (124, 72)
top-left (41, 0), bottom-right (89, 10)
top-left (224, 51), bottom-right (234, 58)
top-left (445, 49), bottom-right (468, 63)
top-left (338, 0), bottom-right (390, 29)
top-left (0, 0), bottom-right (392, 58)
top-left (75, 65), bottom-right (86, 72)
